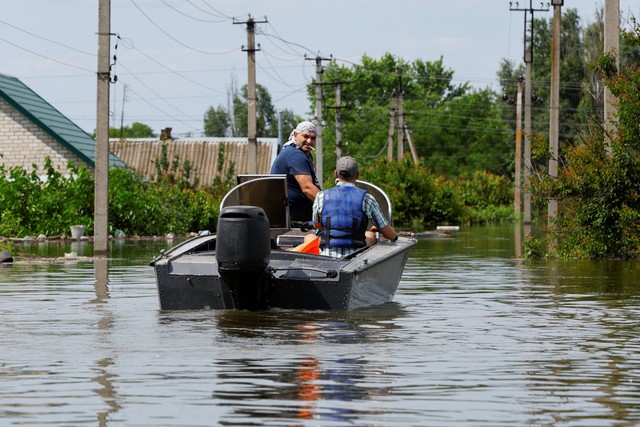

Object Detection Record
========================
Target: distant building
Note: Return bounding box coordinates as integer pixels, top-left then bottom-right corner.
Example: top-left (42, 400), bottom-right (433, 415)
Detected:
top-left (0, 73), bottom-right (124, 174)
top-left (0, 74), bottom-right (279, 186)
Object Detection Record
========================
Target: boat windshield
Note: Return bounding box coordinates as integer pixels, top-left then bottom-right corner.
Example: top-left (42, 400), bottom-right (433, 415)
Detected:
top-left (220, 176), bottom-right (394, 233)
top-left (221, 175), bottom-right (290, 231)
top-left (355, 180), bottom-right (393, 226)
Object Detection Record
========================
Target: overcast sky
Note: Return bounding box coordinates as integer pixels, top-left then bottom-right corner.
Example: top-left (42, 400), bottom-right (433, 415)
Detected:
top-left (1, 0), bottom-right (639, 137)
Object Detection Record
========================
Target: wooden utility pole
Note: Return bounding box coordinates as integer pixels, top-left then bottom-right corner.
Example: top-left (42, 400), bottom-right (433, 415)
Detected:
top-left (548, 0), bottom-right (563, 228)
top-left (396, 67), bottom-right (404, 162)
top-left (510, 1), bottom-right (549, 224)
top-left (235, 15), bottom-right (267, 173)
top-left (604, 0), bottom-right (619, 152)
top-left (515, 76), bottom-right (523, 216)
top-left (94, 0), bottom-right (111, 255)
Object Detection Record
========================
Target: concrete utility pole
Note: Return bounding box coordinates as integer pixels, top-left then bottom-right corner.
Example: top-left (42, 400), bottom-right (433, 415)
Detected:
top-left (94, 0), bottom-right (111, 256)
top-left (604, 0), bottom-right (620, 152)
top-left (548, 0), bottom-right (563, 229)
top-left (306, 55), bottom-right (331, 185)
top-left (510, 0), bottom-right (549, 224)
top-left (387, 94), bottom-right (396, 162)
top-left (396, 67), bottom-right (405, 162)
top-left (334, 82), bottom-right (344, 159)
top-left (235, 15), bottom-right (267, 173)
top-left (404, 126), bottom-right (419, 165)
top-left (515, 76), bottom-right (523, 216)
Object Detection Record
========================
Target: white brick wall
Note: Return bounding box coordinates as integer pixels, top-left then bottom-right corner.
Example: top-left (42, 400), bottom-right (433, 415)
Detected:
top-left (0, 98), bottom-right (85, 175)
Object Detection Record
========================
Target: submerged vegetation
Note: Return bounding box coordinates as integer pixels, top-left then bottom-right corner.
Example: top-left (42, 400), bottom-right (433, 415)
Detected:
top-left (525, 21), bottom-right (640, 259)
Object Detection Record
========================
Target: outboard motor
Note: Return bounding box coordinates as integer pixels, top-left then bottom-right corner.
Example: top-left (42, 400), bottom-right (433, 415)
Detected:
top-left (216, 206), bottom-right (271, 310)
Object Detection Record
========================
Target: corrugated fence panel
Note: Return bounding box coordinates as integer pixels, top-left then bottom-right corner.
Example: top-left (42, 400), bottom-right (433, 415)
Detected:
top-left (110, 139), bottom-right (277, 188)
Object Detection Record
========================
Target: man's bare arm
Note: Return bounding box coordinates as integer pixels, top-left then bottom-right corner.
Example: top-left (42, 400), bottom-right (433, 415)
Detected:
top-left (294, 174), bottom-right (320, 201)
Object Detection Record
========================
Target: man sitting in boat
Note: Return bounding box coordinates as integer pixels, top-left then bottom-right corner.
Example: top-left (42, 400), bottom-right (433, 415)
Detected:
top-left (270, 121), bottom-right (322, 221)
top-left (311, 156), bottom-right (398, 257)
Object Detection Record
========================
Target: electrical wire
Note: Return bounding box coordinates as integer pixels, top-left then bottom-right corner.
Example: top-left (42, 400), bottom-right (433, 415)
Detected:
top-left (0, 34), bottom-right (94, 73)
top-left (118, 62), bottom-right (201, 133)
top-left (129, 0), bottom-right (237, 55)
top-left (160, 0), bottom-right (229, 23)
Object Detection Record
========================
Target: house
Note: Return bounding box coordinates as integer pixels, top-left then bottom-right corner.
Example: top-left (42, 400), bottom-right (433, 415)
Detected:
top-left (0, 73), bottom-right (124, 175)
top-left (0, 73), bottom-right (280, 185)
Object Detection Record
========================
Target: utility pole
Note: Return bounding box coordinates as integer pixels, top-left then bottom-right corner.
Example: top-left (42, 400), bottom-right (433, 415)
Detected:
top-left (334, 82), bottom-right (344, 159)
top-left (277, 110), bottom-right (283, 148)
top-left (510, 1), bottom-right (549, 224)
top-left (396, 67), bottom-right (405, 162)
top-left (234, 15), bottom-right (267, 173)
top-left (306, 55), bottom-right (331, 185)
top-left (549, 0), bottom-right (563, 231)
top-left (119, 83), bottom-right (127, 140)
top-left (387, 94), bottom-right (396, 162)
top-left (404, 125), bottom-right (419, 165)
top-left (515, 75), bottom-right (524, 216)
top-left (94, 0), bottom-right (111, 256)
top-left (604, 0), bottom-right (619, 153)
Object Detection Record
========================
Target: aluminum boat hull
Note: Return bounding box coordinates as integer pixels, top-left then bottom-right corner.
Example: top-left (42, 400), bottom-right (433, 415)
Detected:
top-left (152, 234), bottom-right (415, 311)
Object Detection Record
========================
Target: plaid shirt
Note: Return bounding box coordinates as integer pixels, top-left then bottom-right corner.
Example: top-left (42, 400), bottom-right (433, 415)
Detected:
top-left (312, 182), bottom-right (389, 257)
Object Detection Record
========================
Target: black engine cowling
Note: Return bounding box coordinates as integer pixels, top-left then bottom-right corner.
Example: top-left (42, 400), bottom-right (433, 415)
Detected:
top-left (216, 206), bottom-right (271, 309)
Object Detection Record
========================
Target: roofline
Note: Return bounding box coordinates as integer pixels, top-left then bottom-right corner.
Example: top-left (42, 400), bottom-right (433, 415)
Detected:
top-left (0, 77), bottom-right (95, 167)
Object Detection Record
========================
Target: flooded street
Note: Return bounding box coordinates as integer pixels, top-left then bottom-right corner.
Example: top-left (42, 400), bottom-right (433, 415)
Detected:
top-left (1, 226), bottom-right (639, 426)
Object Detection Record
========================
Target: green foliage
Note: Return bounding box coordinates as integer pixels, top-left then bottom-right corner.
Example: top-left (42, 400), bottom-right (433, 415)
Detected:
top-left (108, 121), bottom-right (155, 138)
top-left (313, 53), bottom-right (512, 180)
top-left (0, 239), bottom-right (16, 254)
top-left (361, 160), bottom-right (514, 228)
top-left (109, 168), bottom-right (219, 236)
top-left (363, 159), bottom-right (460, 227)
top-left (0, 156), bottom-right (225, 238)
top-left (525, 19), bottom-right (640, 259)
top-left (203, 82), bottom-right (301, 138)
top-left (203, 105), bottom-right (229, 137)
top-left (0, 158), bottom-right (93, 237)
top-left (153, 142), bottom-right (199, 189)
top-left (453, 170), bottom-right (515, 224)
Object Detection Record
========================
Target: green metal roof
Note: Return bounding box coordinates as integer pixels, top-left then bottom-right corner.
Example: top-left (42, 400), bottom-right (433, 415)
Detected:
top-left (0, 73), bottom-right (124, 168)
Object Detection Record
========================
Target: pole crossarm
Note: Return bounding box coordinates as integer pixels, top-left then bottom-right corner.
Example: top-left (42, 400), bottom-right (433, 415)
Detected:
top-left (509, 1), bottom-right (550, 63)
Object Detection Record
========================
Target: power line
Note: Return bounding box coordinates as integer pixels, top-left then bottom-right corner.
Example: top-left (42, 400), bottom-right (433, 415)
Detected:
top-left (129, 0), bottom-right (237, 55)
top-left (0, 34), bottom-right (94, 73)
top-left (160, 0), bottom-right (229, 23)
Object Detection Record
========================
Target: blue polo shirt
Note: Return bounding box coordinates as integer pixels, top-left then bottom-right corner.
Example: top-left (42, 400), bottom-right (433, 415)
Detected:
top-left (270, 144), bottom-right (321, 221)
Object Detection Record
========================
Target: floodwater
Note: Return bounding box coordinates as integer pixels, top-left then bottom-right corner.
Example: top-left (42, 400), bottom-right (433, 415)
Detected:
top-left (1, 226), bottom-right (639, 426)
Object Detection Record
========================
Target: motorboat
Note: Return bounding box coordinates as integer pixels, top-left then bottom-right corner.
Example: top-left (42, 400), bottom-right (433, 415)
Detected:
top-left (150, 175), bottom-right (416, 311)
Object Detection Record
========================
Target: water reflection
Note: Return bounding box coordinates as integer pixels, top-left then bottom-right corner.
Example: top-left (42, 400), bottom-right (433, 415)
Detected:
top-left (93, 357), bottom-right (121, 426)
top-left (510, 257), bottom-right (640, 426)
top-left (92, 256), bottom-right (110, 304)
top-left (91, 256), bottom-right (121, 425)
top-left (3, 231), bottom-right (640, 426)
top-left (206, 308), bottom-right (403, 425)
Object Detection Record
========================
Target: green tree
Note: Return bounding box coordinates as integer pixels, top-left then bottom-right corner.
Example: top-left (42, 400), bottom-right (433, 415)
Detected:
top-left (204, 83), bottom-right (300, 138)
top-left (203, 105), bottom-right (229, 137)
top-left (108, 122), bottom-right (155, 138)
top-left (527, 22), bottom-right (640, 259)
top-left (310, 53), bottom-right (514, 180)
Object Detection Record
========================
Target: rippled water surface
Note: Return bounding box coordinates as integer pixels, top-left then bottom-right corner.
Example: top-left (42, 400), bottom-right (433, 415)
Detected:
top-left (1, 227), bottom-right (640, 426)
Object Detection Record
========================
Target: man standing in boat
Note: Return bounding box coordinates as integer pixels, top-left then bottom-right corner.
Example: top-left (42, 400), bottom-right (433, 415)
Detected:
top-left (270, 121), bottom-right (322, 222)
top-left (312, 156), bottom-right (398, 257)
